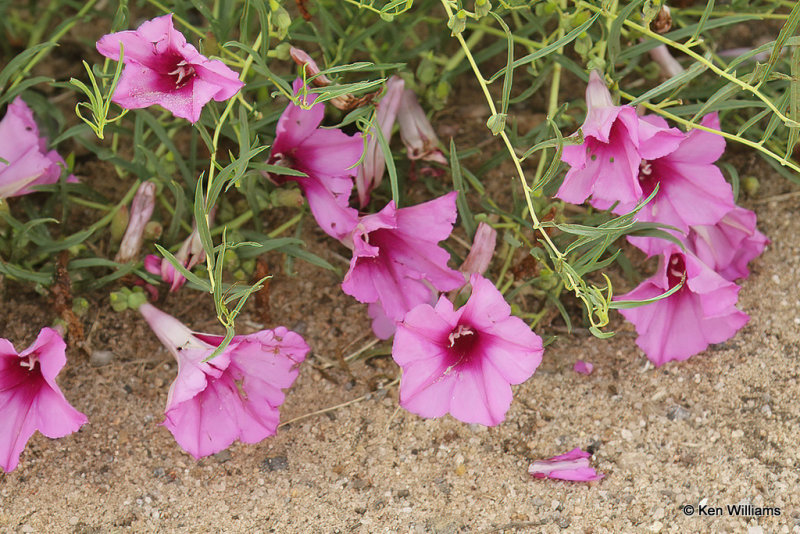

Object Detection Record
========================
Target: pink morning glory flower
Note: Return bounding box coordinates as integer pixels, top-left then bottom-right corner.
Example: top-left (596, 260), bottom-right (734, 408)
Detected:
top-left (573, 360), bottom-right (594, 375)
top-left (557, 70), bottom-right (683, 207)
top-left (138, 303), bottom-right (309, 459)
top-left (596, 113), bottom-right (736, 239)
top-left (686, 206), bottom-right (768, 281)
top-left (397, 88), bottom-right (447, 165)
top-left (529, 448), bottom-right (604, 482)
top-left (96, 14), bottom-right (244, 123)
top-left (392, 274), bottom-right (543, 426)
top-left (341, 192), bottom-right (464, 335)
top-left (356, 75), bottom-right (405, 208)
top-left (0, 97), bottom-right (75, 199)
top-left (267, 79), bottom-right (362, 239)
top-left (616, 246), bottom-right (749, 366)
top-left (0, 327), bottom-right (87, 472)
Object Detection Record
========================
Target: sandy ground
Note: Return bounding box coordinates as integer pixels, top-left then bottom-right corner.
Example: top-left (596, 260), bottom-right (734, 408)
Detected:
top-left (1, 161), bottom-right (799, 534)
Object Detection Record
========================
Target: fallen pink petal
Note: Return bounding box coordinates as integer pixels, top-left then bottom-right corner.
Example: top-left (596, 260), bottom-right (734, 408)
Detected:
top-left (573, 360), bottom-right (594, 375)
top-left (138, 303), bottom-right (309, 459)
top-left (392, 274), bottom-right (543, 426)
top-left (96, 14), bottom-right (244, 123)
top-left (0, 328), bottom-right (87, 472)
top-left (529, 448), bottom-right (604, 482)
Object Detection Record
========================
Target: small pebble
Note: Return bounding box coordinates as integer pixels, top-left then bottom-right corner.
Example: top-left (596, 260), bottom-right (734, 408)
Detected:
top-left (731, 429), bottom-right (744, 439)
top-left (261, 455), bottom-right (289, 472)
top-left (90, 350), bottom-right (115, 367)
top-left (215, 450), bottom-right (232, 463)
top-left (666, 405), bottom-right (691, 421)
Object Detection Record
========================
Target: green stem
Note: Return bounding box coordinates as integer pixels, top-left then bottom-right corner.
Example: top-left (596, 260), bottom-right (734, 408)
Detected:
top-left (581, 1), bottom-right (800, 128)
top-left (619, 90), bottom-right (800, 174)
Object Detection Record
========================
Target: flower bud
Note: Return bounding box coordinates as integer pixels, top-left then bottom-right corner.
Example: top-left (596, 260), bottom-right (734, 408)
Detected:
top-left (397, 89), bottom-right (447, 164)
top-left (459, 222), bottom-right (497, 278)
top-left (115, 181), bottom-right (156, 263)
top-left (110, 205), bottom-right (129, 242)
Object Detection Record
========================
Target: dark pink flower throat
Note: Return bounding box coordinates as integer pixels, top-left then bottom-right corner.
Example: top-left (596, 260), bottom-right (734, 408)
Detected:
top-left (447, 324), bottom-right (480, 358)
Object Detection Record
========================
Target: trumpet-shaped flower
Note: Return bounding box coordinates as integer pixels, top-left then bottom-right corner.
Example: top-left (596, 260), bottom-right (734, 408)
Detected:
top-left (557, 71), bottom-right (683, 207)
top-left (617, 246), bottom-right (748, 366)
top-left (96, 14), bottom-right (244, 123)
top-left (341, 192), bottom-right (464, 330)
top-left (392, 274), bottom-right (543, 426)
top-left (0, 328), bottom-right (87, 472)
top-left (0, 97), bottom-right (75, 199)
top-left (529, 448), bottom-right (604, 482)
top-left (596, 113), bottom-right (735, 238)
top-left (267, 79), bottom-right (362, 239)
top-left (687, 206), bottom-right (768, 281)
top-left (356, 76), bottom-right (405, 207)
top-left (139, 303), bottom-right (309, 459)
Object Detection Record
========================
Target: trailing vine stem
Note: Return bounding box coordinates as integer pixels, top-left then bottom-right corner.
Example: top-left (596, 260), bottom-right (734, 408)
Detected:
top-left (438, 0), bottom-right (613, 333)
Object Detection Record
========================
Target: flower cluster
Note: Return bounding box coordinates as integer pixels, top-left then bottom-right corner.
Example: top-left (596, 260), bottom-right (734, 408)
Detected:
top-left (264, 52), bottom-right (544, 427)
top-left (559, 71), bottom-right (767, 366)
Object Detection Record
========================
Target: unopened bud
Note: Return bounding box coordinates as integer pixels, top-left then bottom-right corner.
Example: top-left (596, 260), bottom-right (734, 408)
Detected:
top-left (448, 9), bottom-right (467, 35)
top-left (110, 205), bottom-right (129, 242)
top-left (272, 187), bottom-right (305, 208)
top-left (460, 222), bottom-right (497, 278)
top-left (144, 221), bottom-right (163, 240)
top-left (475, 0), bottom-right (492, 18)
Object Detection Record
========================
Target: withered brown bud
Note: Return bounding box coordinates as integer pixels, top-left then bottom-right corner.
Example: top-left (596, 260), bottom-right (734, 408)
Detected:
top-left (651, 6), bottom-right (672, 34)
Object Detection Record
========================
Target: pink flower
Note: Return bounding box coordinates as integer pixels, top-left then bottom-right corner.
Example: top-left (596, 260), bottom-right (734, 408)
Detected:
top-left (459, 222), bottom-right (497, 279)
top-left (557, 70), bottom-right (683, 206)
top-left (392, 274), bottom-right (543, 426)
top-left (355, 76), bottom-right (405, 208)
top-left (397, 89), bottom-right (447, 164)
top-left (115, 181), bottom-right (156, 263)
top-left (596, 113), bottom-right (736, 237)
top-left (267, 79), bottom-right (362, 239)
top-left (96, 14), bottom-right (244, 123)
top-left (529, 448), bottom-right (604, 482)
top-left (573, 360), bottom-right (594, 375)
top-left (649, 44), bottom-right (684, 78)
top-left (145, 214), bottom-right (209, 292)
top-left (616, 246), bottom-right (749, 366)
top-left (0, 328), bottom-right (87, 472)
top-left (138, 303), bottom-right (309, 459)
top-left (341, 193), bottom-right (464, 332)
top-left (0, 97), bottom-right (76, 199)
top-left (686, 206), bottom-right (768, 281)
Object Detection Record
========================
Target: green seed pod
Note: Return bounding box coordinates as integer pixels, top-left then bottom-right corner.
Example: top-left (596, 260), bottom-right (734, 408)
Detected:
top-left (272, 188), bottom-right (305, 208)
top-left (273, 6), bottom-right (291, 40)
top-left (110, 205), bottom-right (129, 242)
top-left (143, 221), bottom-right (163, 241)
top-left (447, 9), bottom-right (467, 35)
top-left (742, 176), bottom-right (760, 197)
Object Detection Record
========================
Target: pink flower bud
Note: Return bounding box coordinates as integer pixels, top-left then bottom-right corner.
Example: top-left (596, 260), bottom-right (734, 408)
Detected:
top-left (356, 76), bottom-right (405, 207)
top-left (459, 222), bottom-right (497, 279)
top-left (289, 47), bottom-right (333, 86)
top-left (397, 90), bottom-right (447, 164)
top-left (115, 181), bottom-right (156, 263)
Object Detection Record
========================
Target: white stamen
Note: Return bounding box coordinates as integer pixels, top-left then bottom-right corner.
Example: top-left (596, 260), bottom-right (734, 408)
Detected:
top-left (448, 324), bottom-right (475, 348)
top-left (639, 160), bottom-right (653, 177)
top-left (19, 355), bottom-right (37, 370)
top-left (167, 60), bottom-right (195, 88)
top-left (669, 268), bottom-right (684, 279)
